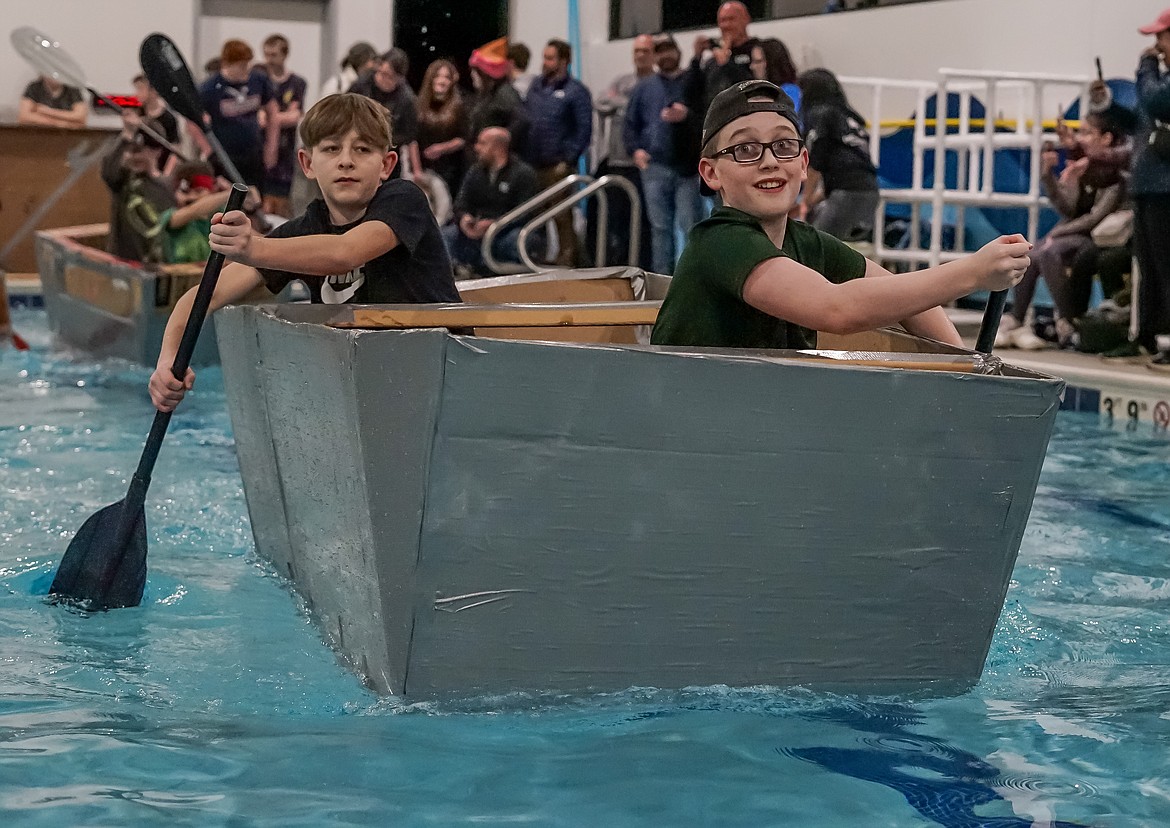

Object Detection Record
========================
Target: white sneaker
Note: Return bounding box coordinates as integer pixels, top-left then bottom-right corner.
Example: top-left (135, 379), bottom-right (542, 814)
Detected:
top-left (1010, 327), bottom-right (1050, 350)
top-left (994, 316), bottom-right (1022, 348)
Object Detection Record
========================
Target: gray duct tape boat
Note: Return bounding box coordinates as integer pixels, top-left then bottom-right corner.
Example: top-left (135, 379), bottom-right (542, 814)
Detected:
top-left (35, 224), bottom-right (220, 366)
top-left (215, 267), bottom-right (1064, 698)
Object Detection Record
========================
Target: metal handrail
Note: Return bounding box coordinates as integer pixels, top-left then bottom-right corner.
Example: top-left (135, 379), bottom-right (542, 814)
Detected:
top-left (481, 175), bottom-right (592, 275)
top-left (515, 175), bottom-right (640, 274)
top-left (480, 173), bottom-right (642, 275)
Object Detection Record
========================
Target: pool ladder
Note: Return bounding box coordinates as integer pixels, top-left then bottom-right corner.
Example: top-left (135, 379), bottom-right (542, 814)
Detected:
top-left (481, 173), bottom-right (642, 275)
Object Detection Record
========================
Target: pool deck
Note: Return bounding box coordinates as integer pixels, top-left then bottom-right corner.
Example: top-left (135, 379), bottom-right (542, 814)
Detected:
top-left (8, 274), bottom-right (1170, 429)
top-left (5, 274), bottom-right (42, 307)
top-left (950, 308), bottom-right (1170, 429)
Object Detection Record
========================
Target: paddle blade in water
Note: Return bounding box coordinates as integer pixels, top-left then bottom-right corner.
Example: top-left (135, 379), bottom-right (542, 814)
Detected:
top-left (50, 499), bottom-right (147, 610)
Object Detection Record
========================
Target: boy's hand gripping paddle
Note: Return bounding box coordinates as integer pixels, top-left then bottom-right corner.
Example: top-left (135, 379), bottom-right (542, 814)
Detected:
top-left (48, 184), bottom-right (249, 610)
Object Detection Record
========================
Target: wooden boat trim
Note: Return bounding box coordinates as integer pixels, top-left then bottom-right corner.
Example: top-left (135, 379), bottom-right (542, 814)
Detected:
top-left (36, 222), bottom-right (205, 278)
top-left (328, 301), bottom-right (663, 329)
top-left (324, 304), bottom-right (992, 373)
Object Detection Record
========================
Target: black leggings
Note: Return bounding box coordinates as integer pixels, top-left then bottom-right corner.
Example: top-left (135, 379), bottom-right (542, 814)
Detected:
top-left (1010, 234), bottom-right (1092, 323)
top-left (1134, 194), bottom-right (1170, 351)
top-left (1066, 243), bottom-right (1132, 318)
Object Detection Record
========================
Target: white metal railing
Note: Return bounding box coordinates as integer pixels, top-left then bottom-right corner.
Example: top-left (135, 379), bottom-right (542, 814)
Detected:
top-left (481, 173), bottom-right (642, 275)
top-left (840, 69), bottom-right (1090, 269)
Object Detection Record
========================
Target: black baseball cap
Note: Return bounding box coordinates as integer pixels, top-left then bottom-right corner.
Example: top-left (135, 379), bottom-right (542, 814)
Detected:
top-left (701, 79), bottom-right (801, 154)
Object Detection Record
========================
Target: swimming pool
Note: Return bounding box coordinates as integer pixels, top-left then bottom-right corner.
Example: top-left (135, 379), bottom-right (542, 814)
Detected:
top-left (2, 308), bottom-right (1168, 826)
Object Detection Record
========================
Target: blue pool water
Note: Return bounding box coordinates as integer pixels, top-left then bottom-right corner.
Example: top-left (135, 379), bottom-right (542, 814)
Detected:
top-left (2, 308), bottom-right (1169, 826)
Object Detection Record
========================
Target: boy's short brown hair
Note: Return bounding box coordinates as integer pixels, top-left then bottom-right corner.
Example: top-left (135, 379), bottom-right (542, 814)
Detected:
top-left (221, 39), bottom-right (253, 65)
top-left (299, 93), bottom-right (393, 150)
top-left (171, 160), bottom-right (216, 192)
top-left (507, 42), bottom-right (530, 71)
top-left (263, 34), bottom-right (289, 55)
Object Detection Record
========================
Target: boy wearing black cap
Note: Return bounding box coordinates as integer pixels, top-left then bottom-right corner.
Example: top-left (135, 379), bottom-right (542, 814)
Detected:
top-left (101, 114), bottom-right (175, 263)
top-left (651, 80), bottom-right (1033, 350)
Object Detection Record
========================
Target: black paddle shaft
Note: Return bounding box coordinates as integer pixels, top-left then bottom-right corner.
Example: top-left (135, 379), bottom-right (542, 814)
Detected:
top-left (974, 289), bottom-right (1009, 355)
top-left (140, 33), bottom-right (244, 186)
top-left (126, 182), bottom-right (249, 509)
top-left (50, 183), bottom-right (248, 607)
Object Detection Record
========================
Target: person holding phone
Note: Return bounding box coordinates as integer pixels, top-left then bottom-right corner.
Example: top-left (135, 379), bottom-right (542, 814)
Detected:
top-left (998, 110), bottom-right (1128, 349)
top-left (689, 2), bottom-right (760, 118)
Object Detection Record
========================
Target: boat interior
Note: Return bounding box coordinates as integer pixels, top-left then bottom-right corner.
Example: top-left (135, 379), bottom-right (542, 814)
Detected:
top-left (40, 229), bottom-right (1052, 379)
top-left (260, 267), bottom-right (1052, 380)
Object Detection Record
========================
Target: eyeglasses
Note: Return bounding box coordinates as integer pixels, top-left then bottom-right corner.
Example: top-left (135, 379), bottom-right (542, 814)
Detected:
top-left (710, 138), bottom-right (804, 163)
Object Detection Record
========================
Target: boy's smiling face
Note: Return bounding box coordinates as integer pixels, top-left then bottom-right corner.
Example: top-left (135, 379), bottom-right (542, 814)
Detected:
top-left (299, 129), bottom-right (396, 220)
top-left (699, 111), bottom-right (807, 221)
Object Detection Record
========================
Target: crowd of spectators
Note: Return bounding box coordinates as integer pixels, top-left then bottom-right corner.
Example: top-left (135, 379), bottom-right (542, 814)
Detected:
top-left (11, 0), bottom-right (946, 277)
top-left (23, 1), bottom-right (1169, 365)
top-left (994, 7), bottom-right (1170, 365)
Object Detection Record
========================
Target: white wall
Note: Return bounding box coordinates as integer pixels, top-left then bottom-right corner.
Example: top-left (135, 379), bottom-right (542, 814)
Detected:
top-left (4, 0), bottom-right (1166, 126)
top-left (324, 0), bottom-right (392, 88)
top-left (198, 15), bottom-right (324, 100)
top-left (508, 0), bottom-right (599, 76)
top-left (1, 0), bottom-right (199, 125)
top-left (511, 0), bottom-right (1170, 120)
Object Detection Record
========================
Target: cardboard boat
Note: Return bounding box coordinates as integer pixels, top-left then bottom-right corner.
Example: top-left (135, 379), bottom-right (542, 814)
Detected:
top-left (35, 223), bottom-right (219, 366)
top-left (215, 266), bottom-right (1064, 698)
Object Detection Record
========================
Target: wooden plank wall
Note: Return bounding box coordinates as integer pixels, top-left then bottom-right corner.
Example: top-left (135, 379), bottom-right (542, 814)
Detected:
top-left (0, 124), bottom-right (115, 273)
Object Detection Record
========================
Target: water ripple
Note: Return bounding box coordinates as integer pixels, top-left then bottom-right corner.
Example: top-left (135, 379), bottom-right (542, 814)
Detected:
top-left (2, 311), bottom-right (1168, 826)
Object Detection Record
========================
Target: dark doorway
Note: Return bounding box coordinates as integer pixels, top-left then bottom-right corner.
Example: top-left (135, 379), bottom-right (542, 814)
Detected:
top-left (661, 0), bottom-right (767, 35)
top-left (394, 0), bottom-right (508, 92)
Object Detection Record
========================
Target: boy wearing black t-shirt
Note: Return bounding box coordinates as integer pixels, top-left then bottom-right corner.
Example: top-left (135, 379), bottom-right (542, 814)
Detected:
top-left (651, 80), bottom-right (1033, 351)
top-left (149, 93), bottom-right (460, 413)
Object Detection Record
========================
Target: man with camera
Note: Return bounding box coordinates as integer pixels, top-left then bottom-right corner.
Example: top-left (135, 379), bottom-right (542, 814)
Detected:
top-left (690, 1), bottom-right (760, 113)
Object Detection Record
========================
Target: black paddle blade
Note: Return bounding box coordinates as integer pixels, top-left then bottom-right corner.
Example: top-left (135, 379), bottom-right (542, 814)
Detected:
top-left (49, 499), bottom-right (147, 611)
top-left (139, 33), bottom-right (205, 124)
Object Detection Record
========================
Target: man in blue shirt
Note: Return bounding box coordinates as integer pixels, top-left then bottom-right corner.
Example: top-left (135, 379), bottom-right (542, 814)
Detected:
top-left (522, 39), bottom-right (593, 267)
top-left (625, 35), bottom-right (703, 275)
top-left (196, 39), bottom-right (279, 191)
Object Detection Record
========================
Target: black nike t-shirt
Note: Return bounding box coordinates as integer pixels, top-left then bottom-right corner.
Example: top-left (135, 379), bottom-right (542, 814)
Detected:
top-left (258, 178), bottom-right (460, 304)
